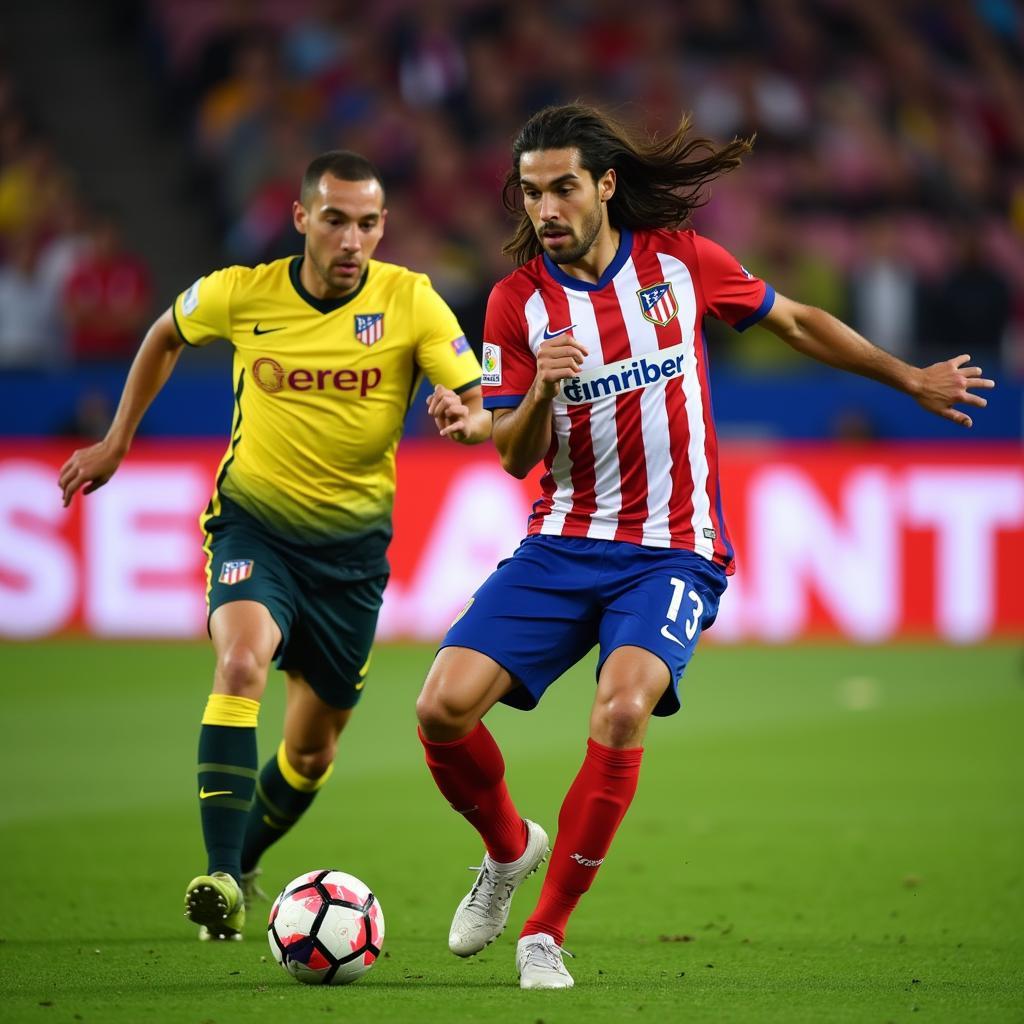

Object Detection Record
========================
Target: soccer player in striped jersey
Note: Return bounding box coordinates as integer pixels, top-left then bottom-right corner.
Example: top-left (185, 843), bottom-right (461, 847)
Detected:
top-left (415, 104), bottom-right (994, 989)
top-left (59, 150), bottom-right (489, 941)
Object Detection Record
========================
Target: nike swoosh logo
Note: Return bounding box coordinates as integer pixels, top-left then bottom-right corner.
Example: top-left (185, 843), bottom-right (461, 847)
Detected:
top-left (199, 787), bottom-right (233, 799)
top-left (660, 625), bottom-right (687, 648)
top-left (542, 323), bottom-right (576, 340)
top-left (253, 323), bottom-right (285, 335)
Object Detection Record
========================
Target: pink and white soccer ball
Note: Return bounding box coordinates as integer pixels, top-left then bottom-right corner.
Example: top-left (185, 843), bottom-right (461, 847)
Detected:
top-left (268, 869), bottom-right (384, 985)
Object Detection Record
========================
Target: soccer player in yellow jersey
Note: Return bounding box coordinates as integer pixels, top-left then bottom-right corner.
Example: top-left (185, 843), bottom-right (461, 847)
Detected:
top-left (59, 150), bottom-right (491, 940)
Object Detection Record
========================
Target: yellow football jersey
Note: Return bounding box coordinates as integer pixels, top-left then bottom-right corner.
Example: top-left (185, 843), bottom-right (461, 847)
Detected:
top-left (173, 256), bottom-right (481, 543)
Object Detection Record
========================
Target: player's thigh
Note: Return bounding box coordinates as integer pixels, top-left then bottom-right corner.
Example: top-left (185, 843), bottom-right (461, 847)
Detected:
top-left (598, 548), bottom-right (727, 718)
top-left (440, 536), bottom-right (601, 715)
top-left (210, 599), bottom-right (283, 661)
top-left (279, 572), bottom-right (389, 710)
top-left (205, 513), bottom-right (296, 672)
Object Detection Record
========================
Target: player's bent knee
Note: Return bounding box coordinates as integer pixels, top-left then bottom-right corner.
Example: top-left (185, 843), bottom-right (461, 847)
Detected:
top-left (415, 688), bottom-right (478, 739)
top-left (593, 696), bottom-right (651, 748)
top-left (215, 645), bottom-right (269, 699)
top-left (288, 746), bottom-right (335, 780)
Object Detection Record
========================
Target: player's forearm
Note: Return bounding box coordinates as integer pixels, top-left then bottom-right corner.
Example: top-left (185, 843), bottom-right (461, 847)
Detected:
top-left (492, 384), bottom-right (555, 478)
top-left (104, 310), bottom-right (185, 453)
top-left (776, 304), bottom-right (923, 397)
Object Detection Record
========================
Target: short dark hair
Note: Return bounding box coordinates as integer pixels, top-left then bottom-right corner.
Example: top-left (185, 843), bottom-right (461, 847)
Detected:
top-left (503, 104), bottom-right (752, 264)
top-left (301, 150), bottom-right (384, 207)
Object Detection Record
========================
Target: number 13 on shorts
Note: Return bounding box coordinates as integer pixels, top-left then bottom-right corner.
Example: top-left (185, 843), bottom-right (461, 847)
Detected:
top-left (662, 577), bottom-right (704, 648)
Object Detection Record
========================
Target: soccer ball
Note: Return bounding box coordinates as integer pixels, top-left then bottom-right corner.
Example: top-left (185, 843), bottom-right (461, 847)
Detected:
top-left (268, 869), bottom-right (384, 985)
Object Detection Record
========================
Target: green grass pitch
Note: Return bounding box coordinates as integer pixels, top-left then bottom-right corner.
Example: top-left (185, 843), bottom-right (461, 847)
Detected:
top-left (2, 640), bottom-right (1022, 1023)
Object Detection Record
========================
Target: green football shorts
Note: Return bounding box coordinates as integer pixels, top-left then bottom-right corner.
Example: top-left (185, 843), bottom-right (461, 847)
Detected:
top-left (203, 495), bottom-right (390, 709)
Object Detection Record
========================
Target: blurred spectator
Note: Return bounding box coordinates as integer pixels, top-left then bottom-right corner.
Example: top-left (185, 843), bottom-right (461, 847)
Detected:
top-left (0, 138), bottom-right (66, 242)
top-left (727, 212), bottom-right (846, 371)
top-left (919, 222), bottom-right (1011, 370)
top-left (0, 228), bottom-right (67, 367)
top-left (849, 217), bottom-right (918, 361)
top-left (196, 30), bottom-right (320, 217)
top-left (36, 184), bottom-right (94, 301)
top-left (62, 216), bottom-right (153, 363)
top-left (396, 4), bottom-right (468, 111)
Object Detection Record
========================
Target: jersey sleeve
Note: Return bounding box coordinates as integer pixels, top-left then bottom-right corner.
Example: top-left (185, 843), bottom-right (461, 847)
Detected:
top-left (693, 234), bottom-right (775, 331)
top-left (172, 267), bottom-right (237, 347)
top-left (481, 282), bottom-right (535, 410)
top-left (410, 275), bottom-right (481, 393)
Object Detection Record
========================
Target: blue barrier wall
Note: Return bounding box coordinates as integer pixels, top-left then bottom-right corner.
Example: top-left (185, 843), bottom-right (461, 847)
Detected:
top-left (1, 365), bottom-right (1019, 441)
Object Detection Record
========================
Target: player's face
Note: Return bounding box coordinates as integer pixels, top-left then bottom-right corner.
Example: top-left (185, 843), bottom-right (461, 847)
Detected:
top-left (519, 148), bottom-right (614, 265)
top-left (294, 175), bottom-right (387, 297)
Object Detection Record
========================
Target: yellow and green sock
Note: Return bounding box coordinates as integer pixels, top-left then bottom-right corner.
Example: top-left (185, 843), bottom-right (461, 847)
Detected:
top-left (241, 741), bottom-right (333, 873)
top-left (197, 694), bottom-right (260, 882)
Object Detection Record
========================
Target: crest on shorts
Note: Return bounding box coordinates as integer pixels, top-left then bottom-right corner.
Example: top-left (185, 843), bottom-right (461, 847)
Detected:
top-left (219, 559), bottom-right (253, 585)
top-left (354, 313), bottom-right (384, 346)
top-left (637, 282), bottom-right (679, 327)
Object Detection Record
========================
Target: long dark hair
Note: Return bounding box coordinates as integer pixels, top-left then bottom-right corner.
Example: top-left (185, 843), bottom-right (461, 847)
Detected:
top-left (502, 104), bottom-right (752, 265)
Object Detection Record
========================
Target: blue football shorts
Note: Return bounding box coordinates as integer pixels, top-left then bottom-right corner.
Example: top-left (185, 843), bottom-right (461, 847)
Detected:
top-left (441, 535), bottom-right (728, 717)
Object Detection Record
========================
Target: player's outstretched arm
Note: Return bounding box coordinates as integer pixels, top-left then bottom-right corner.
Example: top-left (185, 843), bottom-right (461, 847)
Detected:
top-left (761, 294), bottom-right (995, 427)
top-left (59, 308), bottom-right (186, 506)
top-left (491, 335), bottom-right (588, 478)
top-left (427, 384), bottom-right (491, 444)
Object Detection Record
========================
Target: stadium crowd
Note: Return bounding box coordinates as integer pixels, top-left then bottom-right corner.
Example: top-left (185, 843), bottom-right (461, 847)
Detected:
top-left (1, 0), bottom-right (1021, 384)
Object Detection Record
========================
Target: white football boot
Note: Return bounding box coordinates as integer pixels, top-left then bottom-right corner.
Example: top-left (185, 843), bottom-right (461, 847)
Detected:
top-left (240, 867), bottom-right (268, 908)
top-left (516, 932), bottom-right (575, 989)
top-left (448, 819), bottom-right (549, 957)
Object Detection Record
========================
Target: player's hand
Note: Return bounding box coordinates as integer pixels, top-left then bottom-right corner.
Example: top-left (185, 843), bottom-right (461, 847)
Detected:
top-left (912, 354), bottom-right (995, 428)
top-left (427, 384), bottom-right (473, 441)
top-left (533, 335), bottom-right (588, 400)
top-left (58, 439), bottom-right (125, 507)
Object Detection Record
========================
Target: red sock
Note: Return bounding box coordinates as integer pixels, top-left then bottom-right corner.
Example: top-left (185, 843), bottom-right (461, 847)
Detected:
top-left (419, 723), bottom-right (527, 863)
top-left (521, 738), bottom-right (643, 946)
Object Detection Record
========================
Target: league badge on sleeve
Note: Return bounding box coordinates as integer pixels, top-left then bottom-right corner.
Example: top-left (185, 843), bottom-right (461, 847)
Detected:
top-left (355, 314), bottom-right (384, 346)
top-left (637, 282), bottom-right (679, 327)
top-left (182, 277), bottom-right (202, 315)
top-left (481, 343), bottom-right (502, 386)
top-left (219, 559), bottom-right (254, 585)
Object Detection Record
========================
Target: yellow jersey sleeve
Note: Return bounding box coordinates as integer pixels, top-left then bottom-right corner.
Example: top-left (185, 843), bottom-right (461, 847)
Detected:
top-left (173, 267), bottom-right (239, 347)
top-left (410, 275), bottom-right (482, 392)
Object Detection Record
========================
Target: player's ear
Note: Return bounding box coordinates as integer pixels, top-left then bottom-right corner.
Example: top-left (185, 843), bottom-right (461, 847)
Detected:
top-left (379, 208), bottom-right (387, 234)
top-left (292, 200), bottom-right (309, 236)
top-left (599, 169), bottom-right (616, 203)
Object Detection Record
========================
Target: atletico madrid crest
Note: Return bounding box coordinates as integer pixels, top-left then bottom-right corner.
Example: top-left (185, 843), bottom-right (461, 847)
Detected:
top-left (637, 282), bottom-right (679, 327)
top-left (219, 559), bottom-right (254, 585)
top-left (355, 313), bottom-right (384, 346)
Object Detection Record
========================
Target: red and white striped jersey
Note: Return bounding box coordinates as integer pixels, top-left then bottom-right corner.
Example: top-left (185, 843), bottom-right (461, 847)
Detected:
top-left (481, 228), bottom-right (775, 573)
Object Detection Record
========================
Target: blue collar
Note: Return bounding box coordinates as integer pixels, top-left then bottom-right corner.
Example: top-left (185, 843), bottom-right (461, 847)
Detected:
top-left (542, 228), bottom-right (634, 292)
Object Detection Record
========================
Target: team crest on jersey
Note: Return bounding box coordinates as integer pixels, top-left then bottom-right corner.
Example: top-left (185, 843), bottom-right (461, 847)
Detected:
top-left (354, 313), bottom-right (384, 346)
top-left (637, 282), bottom-right (679, 327)
top-left (219, 559), bottom-right (253, 585)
